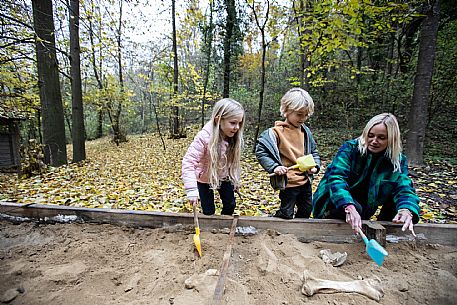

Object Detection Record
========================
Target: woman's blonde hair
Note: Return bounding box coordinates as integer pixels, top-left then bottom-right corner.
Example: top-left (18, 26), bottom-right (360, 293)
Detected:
top-left (208, 98), bottom-right (245, 189)
top-left (280, 88), bottom-right (314, 117)
top-left (358, 113), bottom-right (402, 172)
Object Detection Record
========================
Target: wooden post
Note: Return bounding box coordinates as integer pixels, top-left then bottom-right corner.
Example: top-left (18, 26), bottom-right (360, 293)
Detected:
top-left (211, 216), bottom-right (238, 305)
top-left (363, 221), bottom-right (386, 246)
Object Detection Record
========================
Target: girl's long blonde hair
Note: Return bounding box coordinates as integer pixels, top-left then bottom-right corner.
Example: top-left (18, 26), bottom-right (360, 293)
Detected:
top-left (208, 98), bottom-right (245, 190)
top-left (358, 113), bottom-right (402, 172)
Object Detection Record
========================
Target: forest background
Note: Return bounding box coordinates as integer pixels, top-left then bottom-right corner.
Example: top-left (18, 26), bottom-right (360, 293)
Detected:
top-left (1, 0), bottom-right (456, 223)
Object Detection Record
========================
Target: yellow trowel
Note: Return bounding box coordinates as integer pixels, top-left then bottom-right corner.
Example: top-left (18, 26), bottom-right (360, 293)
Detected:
top-left (268, 154), bottom-right (316, 176)
top-left (193, 202), bottom-right (202, 257)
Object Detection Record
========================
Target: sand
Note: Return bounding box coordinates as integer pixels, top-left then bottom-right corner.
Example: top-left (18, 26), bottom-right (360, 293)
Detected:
top-left (1, 220), bottom-right (457, 305)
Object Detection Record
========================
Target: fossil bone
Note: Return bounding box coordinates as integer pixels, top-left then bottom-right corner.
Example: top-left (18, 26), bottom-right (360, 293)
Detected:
top-left (318, 249), bottom-right (348, 267)
top-left (301, 271), bottom-right (383, 301)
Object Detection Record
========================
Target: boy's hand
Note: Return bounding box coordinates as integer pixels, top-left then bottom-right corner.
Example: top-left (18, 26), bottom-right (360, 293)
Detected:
top-left (274, 166), bottom-right (288, 176)
top-left (307, 167), bottom-right (317, 174)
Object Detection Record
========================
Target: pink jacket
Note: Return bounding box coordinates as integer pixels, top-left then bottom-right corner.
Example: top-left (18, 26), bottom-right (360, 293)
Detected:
top-left (182, 122), bottom-right (229, 198)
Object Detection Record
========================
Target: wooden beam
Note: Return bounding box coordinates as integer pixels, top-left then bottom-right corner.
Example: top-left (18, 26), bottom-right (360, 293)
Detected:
top-left (378, 221), bottom-right (457, 246)
top-left (2, 202), bottom-right (457, 246)
top-left (212, 216), bottom-right (238, 305)
top-left (0, 202), bottom-right (356, 243)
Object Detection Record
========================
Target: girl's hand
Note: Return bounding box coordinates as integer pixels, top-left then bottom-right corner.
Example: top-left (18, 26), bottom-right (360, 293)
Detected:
top-left (345, 205), bottom-right (362, 230)
top-left (274, 166), bottom-right (288, 176)
top-left (188, 197), bottom-right (198, 206)
top-left (393, 209), bottom-right (416, 237)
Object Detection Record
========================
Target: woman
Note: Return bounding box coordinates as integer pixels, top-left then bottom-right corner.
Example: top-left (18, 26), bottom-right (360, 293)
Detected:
top-left (312, 113), bottom-right (420, 236)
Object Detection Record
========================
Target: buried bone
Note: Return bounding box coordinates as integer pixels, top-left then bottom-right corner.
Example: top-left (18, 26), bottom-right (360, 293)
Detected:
top-left (184, 269), bottom-right (219, 289)
top-left (301, 271), bottom-right (384, 301)
top-left (318, 249), bottom-right (347, 267)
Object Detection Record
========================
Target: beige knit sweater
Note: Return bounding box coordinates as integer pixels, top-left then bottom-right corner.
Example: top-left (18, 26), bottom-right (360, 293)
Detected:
top-left (272, 121), bottom-right (308, 188)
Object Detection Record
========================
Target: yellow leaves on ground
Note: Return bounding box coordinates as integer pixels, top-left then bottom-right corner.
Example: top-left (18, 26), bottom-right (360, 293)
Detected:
top-left (4, 135), bottom-right (187, 213)
top-left (0, 133), bottom-right (456, 223)
top-left (413, 164), bottom-right (457, 223)
top-left (1, 133), bottom-right (281, 217)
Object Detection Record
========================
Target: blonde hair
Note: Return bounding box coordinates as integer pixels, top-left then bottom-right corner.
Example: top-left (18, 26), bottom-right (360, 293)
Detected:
top-left (280, 88), bottom-right (314, 117)
top-left (208, 98), bottom-right (245, 189)
top-left (358, 113), bottom-right (402, 172)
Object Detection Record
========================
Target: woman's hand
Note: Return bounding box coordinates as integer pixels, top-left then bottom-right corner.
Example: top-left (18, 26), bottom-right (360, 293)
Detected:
top-left (345, 205), bottom-right (362, 230)
top-left (274, 166), bottom-right (288, 176)
top-left (393, 209), bottom-right (416, 237)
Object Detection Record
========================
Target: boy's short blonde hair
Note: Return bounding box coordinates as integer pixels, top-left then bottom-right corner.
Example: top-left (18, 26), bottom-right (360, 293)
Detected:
top-left (280, 87), bottom-right (314, 117)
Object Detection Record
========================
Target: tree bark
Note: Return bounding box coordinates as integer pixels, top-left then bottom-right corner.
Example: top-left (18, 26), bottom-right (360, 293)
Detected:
top-left (112, 0), bottom-right (126, 145)
top-left (406, 0), bottom-right (440, 166)
top-left (32, 0), bottom-right (67, 167)
top-left (399, 17), bottom-right (423, 74)
top-left (223, 0), bottom-right (236, 98)
top-left (148, 70), bottom-right (166, 150)
top-left (201, 0), bottom-right (214, 128)
top-left (171, 0), bottom-right (180, 137)
top-left (69, 0), bottom-right (86, 162)
top-left (249, 0), bottom-right (270, 152)
top-left (294, 0), bottom-right (311, 90)
top-left (87, 0), bottom-right (104, 139)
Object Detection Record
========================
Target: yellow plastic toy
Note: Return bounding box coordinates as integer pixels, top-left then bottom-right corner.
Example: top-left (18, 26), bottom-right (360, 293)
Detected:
top-left (268, 154), bottom-right (316, 176)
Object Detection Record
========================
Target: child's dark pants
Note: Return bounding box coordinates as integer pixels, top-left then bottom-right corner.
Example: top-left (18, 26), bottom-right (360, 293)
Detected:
top-left (197, 181), bottom-right (236, 215)
top-left (274, 182), bottom-right (312, 219)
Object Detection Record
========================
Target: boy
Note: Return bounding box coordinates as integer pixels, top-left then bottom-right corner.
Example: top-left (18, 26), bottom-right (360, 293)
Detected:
top-left (255, 88), bottom-right (320, 219)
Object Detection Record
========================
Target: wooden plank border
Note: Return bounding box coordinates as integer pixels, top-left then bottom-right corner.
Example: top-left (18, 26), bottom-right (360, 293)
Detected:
top-left (1, 202), bottom-right (457, 246)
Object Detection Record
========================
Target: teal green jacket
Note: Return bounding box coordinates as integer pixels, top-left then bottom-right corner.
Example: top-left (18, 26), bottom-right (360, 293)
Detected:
top-left (312, 139), bottom-right (420, 223)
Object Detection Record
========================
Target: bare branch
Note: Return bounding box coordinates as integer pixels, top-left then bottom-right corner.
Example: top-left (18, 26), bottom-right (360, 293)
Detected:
top-left (0, 12), bottom-right (34, 30)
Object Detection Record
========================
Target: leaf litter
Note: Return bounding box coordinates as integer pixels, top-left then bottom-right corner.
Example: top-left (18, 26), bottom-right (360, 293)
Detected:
top-left (0, 133), bottom-right (456, 223)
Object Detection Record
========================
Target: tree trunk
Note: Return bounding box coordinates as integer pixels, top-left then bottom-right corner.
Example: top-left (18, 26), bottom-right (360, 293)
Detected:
top-left (97, 110), bottom-right (103, 138)
top-left (88, 0), bottom-right (104, 139)
top-left (201, 0), bottom-right (214, 128)
top-left (252, 33), bottom-right (267, 153)
top-left (223, 0), bottom-right (236, 98)
top-left (69, 0), bottom-right (86, 162)
top-left (406, 0), bottom-right (440, 166)
top-left (171, 0), bottom-right (180, 137)
top-left (32, 0), bottom-right (67, 167)
top-left (249, 0), bottom-right (270, 152)
top-left (294, 0), bottom-right (311, 90)
top-left (112, 0), bottom-right (126, 145)
top-left (149, 70), bottom-right (166, 150)
top-left (399, 17), bottom-right (423, 74)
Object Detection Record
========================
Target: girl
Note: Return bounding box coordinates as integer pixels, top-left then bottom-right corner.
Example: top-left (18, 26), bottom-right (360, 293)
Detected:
top-left (182, 98), bottom-right (245, 215)
top-left (312, 113), bottom-right (420, 236)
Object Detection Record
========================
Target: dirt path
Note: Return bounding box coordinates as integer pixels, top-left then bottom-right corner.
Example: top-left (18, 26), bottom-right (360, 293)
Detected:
top-left (1, 220), bottom-right (457, 305)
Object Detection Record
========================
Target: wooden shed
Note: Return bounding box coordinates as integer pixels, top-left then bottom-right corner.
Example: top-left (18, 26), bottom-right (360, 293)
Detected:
top-left (0, 111), bottom-right (24, 170)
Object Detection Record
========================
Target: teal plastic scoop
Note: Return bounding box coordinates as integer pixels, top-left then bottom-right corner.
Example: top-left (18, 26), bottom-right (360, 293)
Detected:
top-left (356, 227), bottom-right (388, 266)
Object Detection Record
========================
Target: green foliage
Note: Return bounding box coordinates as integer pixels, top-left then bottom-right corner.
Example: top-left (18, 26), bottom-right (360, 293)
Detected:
top-left (296, 0), bottom-right (412, 87)
top-left (0, 1), bottom-right (39, 118)
top-left (0, 61), bottom-right (40, 116)
top-left (1, 0), bottom-right (454, 168)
